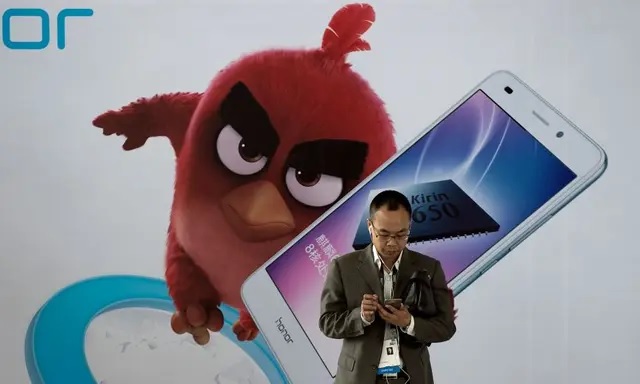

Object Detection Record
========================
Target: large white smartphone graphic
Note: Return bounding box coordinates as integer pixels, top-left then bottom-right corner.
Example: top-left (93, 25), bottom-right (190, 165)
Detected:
top-left (241, 70), bottom-right (608, 383)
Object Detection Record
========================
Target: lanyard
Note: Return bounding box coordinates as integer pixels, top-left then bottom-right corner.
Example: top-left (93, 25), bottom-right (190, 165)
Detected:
top-left (378, 263), bottom-right (400, 340)
top-left (378, 263), bottom-right (398, 297)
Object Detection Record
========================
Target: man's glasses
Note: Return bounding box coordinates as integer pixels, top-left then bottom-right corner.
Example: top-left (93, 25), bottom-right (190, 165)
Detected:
top-left (369, 222), bottom-right (410, 243)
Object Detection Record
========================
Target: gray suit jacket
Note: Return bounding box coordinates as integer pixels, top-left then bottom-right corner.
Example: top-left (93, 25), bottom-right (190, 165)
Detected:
top-left (319, 245), bottom-right (456, 384)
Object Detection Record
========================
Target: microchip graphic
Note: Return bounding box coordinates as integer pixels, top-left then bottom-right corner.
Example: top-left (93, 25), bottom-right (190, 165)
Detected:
top-left (352, 179), bottom-right (500, 250)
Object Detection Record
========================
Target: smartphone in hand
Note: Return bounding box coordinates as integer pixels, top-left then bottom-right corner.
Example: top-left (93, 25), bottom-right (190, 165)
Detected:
top-left (384, 298), bottom-right (402, 310)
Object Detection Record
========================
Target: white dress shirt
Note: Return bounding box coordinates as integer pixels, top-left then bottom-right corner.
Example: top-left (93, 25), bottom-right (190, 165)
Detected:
top-left (361, 246), bottom-right (416, 369)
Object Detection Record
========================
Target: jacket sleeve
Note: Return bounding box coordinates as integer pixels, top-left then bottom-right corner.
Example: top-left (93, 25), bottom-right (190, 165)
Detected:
top-left (318, 258), bottom-right (365, 339)
top-left (411, 260), bottom-right (456, 343)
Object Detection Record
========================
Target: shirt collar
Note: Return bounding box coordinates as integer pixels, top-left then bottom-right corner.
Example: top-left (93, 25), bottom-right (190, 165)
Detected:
top-left (372, 245), bottom-right (403, 273)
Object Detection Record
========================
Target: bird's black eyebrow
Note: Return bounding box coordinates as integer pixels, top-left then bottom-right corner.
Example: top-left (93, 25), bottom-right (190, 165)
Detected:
top-left (286, 139), bottom-right (369, 179)
top-left (219, 82), bottom-right (279, 157)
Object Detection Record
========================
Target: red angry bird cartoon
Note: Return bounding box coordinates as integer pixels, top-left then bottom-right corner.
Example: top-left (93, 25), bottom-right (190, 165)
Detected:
top-left (93, 3), bottom-right (457, 345)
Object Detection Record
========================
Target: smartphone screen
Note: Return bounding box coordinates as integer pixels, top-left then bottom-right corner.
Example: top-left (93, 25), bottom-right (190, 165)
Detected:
top-left (384, 299), bottom-right (402, 309)
top-left (263, 90), bottom-right (577, 375)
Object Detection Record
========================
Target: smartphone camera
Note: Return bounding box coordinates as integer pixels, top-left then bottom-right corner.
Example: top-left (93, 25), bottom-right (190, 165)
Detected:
top-left (556, 131), bottom-right (564, 138)
top-left (504, 86), bottom-right (513, 94)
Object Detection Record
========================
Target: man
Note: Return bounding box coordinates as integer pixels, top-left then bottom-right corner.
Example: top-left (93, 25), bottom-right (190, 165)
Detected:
top-left (319, 190), bottom-right (456, 384)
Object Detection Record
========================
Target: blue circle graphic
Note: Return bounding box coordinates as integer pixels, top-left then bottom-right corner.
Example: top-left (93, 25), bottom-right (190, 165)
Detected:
top-left (24, 275), bottom-right (287, 384)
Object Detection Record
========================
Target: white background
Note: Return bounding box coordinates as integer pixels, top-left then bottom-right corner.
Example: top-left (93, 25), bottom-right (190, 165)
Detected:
top-left (1, 0), bottom-right (638, 383)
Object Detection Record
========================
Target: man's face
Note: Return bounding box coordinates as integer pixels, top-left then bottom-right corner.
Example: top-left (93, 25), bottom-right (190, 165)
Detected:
top-left (367, 206), bottom-right (411, 259)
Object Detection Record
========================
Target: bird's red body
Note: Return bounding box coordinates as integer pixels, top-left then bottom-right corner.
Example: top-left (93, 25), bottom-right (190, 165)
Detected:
top-left (93, 3), bottom-right (399, 342)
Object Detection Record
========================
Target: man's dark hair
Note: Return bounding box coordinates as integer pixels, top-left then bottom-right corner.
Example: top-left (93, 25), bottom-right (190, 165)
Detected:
top-left (369, 190), bottom-right (412, 219)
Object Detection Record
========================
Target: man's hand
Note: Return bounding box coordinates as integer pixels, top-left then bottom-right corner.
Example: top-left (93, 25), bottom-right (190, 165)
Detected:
top-left (361, 294), bottom-right (378, 323)
top-left (376, 302), bottom-right (411, 328)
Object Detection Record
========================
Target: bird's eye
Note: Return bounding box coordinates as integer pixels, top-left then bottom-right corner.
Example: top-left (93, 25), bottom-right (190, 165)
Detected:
top-left (216, 125), bottom-right (268, 176)
top-left (285, 167), bottom-right (343, 207)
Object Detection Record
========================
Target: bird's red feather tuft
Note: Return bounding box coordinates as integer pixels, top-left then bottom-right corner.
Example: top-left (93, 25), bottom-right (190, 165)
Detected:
top-left (321, 3), bottom-right (376, 60)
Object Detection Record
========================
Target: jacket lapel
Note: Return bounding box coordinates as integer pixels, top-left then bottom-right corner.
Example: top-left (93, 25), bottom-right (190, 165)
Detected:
top-left (394, 248), bottom-right (416, 300)
top-left (357, 244), bottom-right (384, 299)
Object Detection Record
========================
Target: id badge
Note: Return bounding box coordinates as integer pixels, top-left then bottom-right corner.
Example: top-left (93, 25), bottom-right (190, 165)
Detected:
top-left (377, 338), bottom-right (401, 375)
